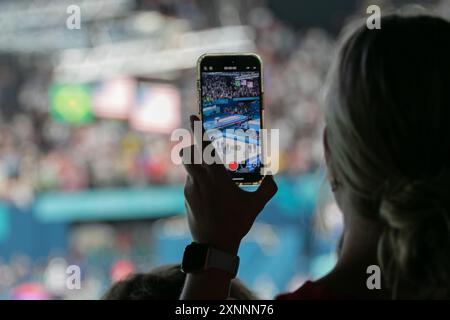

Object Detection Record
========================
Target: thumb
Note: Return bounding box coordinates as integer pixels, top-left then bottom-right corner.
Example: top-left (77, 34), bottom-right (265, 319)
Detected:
top-left (251, 175), bottom-right (278, 212)
top-left (189, 114), bottom-right (200, 133)
top-left (190, 113), bottom-right (213, 152)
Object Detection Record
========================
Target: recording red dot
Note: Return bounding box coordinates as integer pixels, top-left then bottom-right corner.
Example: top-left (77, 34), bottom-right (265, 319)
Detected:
top-left (228, 161), bottom-right (238, 171)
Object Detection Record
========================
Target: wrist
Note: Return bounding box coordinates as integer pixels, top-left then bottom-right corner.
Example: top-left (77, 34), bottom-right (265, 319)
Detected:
top-left (182, 270), bottom-right (232, 300)
top-left (192, 237), bottom-right (240, 256)
top-left (209, 241), bottom-right (240, 256)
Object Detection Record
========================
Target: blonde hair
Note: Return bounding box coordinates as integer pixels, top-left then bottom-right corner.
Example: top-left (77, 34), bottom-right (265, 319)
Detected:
top-left (324, 13), bottom-right (450, 298)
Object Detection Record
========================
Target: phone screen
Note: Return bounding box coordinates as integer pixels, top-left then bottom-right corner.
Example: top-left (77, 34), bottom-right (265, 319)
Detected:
top-left (199, 54), bottom-right (263, 184)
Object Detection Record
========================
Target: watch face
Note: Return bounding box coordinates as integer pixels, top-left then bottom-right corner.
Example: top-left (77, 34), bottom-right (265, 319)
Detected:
top-left (181, 243), bottom-right (209, 273)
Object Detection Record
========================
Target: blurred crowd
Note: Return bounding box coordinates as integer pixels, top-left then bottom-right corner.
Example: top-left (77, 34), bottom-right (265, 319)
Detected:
top-left (0, 1), bottom-right (334, 207)
top-left (0, 111), bottom-right (185, 206)
top-left (0, 221), bottom-right (156, 299)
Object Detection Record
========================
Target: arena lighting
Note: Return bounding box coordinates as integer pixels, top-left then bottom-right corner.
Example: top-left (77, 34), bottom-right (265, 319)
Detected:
top-left (53, 26), bottom-right (256, 82)
top-left (0, 0), bottom-right (132, 33)
top-left (0, 10), bottom-right (174, 54)
top-left (0, 28), bottom-right (87, 53)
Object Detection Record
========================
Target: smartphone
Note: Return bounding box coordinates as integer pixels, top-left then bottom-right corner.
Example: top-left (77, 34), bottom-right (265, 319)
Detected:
top-left (197, 53), bottom-right (264, 185)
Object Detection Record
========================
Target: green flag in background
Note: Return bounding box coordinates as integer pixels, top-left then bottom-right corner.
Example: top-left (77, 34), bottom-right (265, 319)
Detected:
top-left (49, 84), bottom-right (93, 124)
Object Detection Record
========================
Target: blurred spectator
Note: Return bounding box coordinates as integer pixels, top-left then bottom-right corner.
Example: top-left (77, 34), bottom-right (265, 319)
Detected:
top-left (103, 264), bottom-right (257, 300)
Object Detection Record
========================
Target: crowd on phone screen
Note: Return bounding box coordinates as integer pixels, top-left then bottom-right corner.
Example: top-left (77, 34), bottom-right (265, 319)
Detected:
top-left (202, 75), bottom-right (260, 102)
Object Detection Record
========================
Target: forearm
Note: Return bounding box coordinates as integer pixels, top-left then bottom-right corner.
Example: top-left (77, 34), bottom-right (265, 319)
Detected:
top-left (181, 269), bottom-right (232, 300)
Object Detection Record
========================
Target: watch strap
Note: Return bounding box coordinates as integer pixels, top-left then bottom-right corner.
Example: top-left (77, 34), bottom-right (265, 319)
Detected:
top-left (206, 246), bottom-right (240, 278)
top-left (181, 242), bottom-right (240, 278)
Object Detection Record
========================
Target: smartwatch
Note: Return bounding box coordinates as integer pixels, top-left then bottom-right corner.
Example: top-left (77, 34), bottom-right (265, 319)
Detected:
top-left (181, 242), bottom-right (240, 278)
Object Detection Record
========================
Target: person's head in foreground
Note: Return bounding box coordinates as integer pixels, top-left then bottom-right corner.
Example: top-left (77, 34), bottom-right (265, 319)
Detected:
top-left (102, 264), bottom-right (257, 300)
top-left (181, 12), bottom-right (450, 300)
top-left (321, 12), bottom-right (450, 299)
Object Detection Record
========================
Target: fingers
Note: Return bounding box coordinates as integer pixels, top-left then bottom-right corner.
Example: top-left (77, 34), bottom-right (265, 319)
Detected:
top-left (189, 114), bottom-right (213, 153)
top-left (184, 175), bottom-right (198, 213)
top-left (189, 114), bottom-right (201, 145)
top-left (251, 175), bottom-right (278, 212)
top-left (189, 114), bottom-right (200, 132)
top-left (188, 114), bottom-right (231, 184)
top-left (190, 114), bottom-right (209, 148)
top-left (256, 175), bottom-right (278, 201)
top-left (181, 144), bottom-right (208, 183)
top-left (206, 160), bottom-right (232, 185)
top-left (184, 175), bottom-right (195, 199)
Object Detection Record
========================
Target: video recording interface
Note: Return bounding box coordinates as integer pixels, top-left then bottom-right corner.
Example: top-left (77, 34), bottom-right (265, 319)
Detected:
top-left (201, 71), bottom-right (262, 176)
